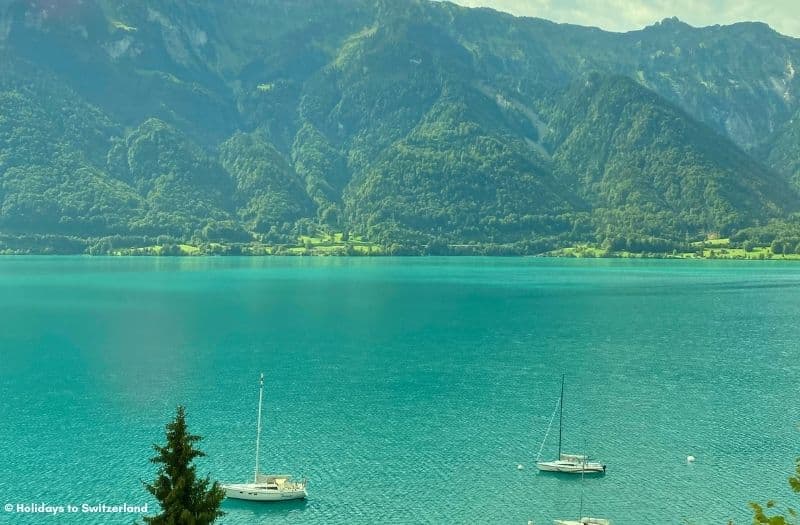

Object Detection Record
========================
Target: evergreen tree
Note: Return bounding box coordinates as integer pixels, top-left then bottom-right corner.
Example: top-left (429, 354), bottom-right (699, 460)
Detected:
top-left (144, 406), bottom-right (225, 525)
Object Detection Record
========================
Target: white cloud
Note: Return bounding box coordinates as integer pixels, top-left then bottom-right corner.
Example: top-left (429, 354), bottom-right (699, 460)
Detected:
top-left (444, 0), bottom-right (800, 37)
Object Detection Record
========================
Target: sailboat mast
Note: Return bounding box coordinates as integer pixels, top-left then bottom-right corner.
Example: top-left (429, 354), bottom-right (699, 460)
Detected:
top-left (558, 374), bottom-right (564, 459)
top-left (254, 372), bottom-right (264, 484)
top-left (579, 445), bottom-right (585, 520)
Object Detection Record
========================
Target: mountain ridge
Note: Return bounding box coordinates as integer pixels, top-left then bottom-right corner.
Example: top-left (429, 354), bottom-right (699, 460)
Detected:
top-left (1, 0), bottom-right (799, 255)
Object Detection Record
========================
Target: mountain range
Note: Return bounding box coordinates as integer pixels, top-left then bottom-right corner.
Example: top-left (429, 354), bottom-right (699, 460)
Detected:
top-left (1, 0), bottom-right (800, 254)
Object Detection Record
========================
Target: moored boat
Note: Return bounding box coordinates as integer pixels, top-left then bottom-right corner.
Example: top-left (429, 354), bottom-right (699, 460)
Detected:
top-left (223, 474), bottom-right (307, 501)
top-left (554, 518), bottom-right (611, 525)
top-left (535, 375), bottom-right (606, 475)
top-left (222, 373), bottom-right (307, 501)
top-left (537, 453), bottom-right (606, 474)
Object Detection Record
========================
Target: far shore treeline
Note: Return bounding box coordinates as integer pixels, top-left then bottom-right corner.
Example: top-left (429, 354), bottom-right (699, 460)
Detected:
top-left (2, 1), bottom-right (800, 257)
top-left (4, 231), bottom-right (800, 259)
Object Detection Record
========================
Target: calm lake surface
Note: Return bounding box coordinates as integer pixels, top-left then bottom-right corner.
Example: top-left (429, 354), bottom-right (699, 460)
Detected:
top-left (0, 257), bottom-right (799, 524)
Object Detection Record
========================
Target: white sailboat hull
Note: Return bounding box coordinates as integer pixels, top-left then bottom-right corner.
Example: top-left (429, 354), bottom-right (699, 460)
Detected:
top-left (536, 458), bottom-right (606, 474)
top-left (222, 483), bottom-right (307, 501)
top-left (554, 518), bottom-right (611, 525)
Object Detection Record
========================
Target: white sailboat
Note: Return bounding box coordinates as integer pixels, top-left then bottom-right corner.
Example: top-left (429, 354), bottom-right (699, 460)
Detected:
top-left (222, 373), bottom-right (308, 501)
top-left (536, 375), bottom-right (606, 474)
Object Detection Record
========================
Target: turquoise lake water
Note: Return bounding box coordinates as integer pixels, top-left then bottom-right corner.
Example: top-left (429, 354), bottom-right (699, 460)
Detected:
top-left (0, 257), bottom-right (799, 524)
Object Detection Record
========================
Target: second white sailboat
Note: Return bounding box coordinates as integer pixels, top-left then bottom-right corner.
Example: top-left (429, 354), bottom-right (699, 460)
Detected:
top-left (535, 375), bottom-right (606, 474)
top-left (222, 373), bottom-right (308, 501)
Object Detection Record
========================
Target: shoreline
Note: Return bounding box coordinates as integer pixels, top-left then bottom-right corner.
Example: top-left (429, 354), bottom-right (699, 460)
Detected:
top-left (1, 251), bottom-right (799, 261)
top-left (2, 236), bottom-right (798, 260)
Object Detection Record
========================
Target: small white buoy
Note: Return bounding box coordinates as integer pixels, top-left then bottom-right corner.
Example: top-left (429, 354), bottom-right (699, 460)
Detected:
top-left (687, 455), bottom-right (696, 463)
top-left (517, 464), bottom-right (524, 470)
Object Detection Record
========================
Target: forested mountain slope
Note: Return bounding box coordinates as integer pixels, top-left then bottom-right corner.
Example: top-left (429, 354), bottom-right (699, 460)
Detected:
top-left (1, 0), bottom-right (799, 254)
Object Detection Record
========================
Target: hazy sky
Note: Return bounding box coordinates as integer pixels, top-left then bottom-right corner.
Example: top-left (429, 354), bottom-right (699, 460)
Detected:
top-left (445, 0), bottom-right (800, 38)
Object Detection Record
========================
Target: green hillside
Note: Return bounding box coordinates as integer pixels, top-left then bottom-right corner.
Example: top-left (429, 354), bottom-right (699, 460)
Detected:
top-left (0, 0), bottom-right (799, 255)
